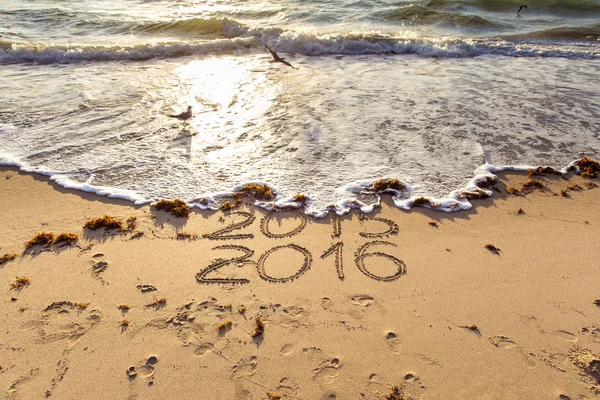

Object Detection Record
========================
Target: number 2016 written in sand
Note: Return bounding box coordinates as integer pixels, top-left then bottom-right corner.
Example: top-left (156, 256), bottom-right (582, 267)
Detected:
top-left (196, 212), bottom-right (407, 284)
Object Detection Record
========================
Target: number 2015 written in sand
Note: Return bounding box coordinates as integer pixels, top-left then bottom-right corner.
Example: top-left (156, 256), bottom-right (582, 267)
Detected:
top-left (196, 212), bottom-right (407, 284)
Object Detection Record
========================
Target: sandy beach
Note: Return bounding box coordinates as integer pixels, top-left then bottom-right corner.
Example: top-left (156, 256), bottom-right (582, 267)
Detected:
top-left (1, 166), bottom-right (599, 399)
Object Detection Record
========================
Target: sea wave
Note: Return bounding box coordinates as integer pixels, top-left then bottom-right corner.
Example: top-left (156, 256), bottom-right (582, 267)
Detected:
top-left (448, 0), bottom-right (600, 15)
top-left (1, 32), bottom-right (598, 65)
top-left (503, 25), bottom-right (600, 41)
top-left (130, 17), bottom-right (251, 37)
top-left (374, 4), bottom-right (501, 28)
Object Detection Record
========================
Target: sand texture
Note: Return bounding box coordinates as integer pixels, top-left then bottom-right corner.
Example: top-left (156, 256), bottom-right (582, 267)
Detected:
top-left (1, 167), bottom-right (600, 399)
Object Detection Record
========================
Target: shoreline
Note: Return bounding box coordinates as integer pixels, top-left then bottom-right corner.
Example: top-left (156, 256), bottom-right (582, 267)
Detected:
top-left (1, 157), bottom-right (596, 218)
top-left (1, 166), bottom-right (600, 399)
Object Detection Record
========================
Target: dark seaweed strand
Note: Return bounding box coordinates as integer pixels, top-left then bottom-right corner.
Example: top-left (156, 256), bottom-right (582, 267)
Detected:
top-left (321, 242), bottom-right (344, 280)
top-left (204, 211), bottom-right (255, 240)
top-left (354, 241), bottom-right (406, 282)
top-left (256, 244), bottom-right (312, 283)
top-left (260, 212), bottom-right (307, 239)
top-left (358, 216), bottom-right (399, 239)
top-left (196, 245), bottom-right (254, 284)
top-left (331, 214), bottom-right (342, 238)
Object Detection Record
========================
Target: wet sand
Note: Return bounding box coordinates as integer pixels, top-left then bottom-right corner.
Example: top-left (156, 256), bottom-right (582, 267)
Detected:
top-left (1, 166), bottom-right (599, 399)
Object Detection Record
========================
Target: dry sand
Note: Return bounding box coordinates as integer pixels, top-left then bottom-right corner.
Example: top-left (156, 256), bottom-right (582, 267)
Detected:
top-left (1, 166), bottom-right (600, 400)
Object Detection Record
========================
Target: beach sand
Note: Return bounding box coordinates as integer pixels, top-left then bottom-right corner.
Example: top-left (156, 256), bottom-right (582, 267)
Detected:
top-left (1, 166), bottom-right (599, 399)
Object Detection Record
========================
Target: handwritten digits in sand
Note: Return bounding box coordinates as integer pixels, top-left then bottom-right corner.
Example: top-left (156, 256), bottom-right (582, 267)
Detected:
top-left (260, 212), bottom-right (307, 238)
top-left (321, 242), bottom-right (344, 280)
top-left (358, 216), bottom-right (399, 239)
top-left (195, 245), bottom-right (253, 284)
top-left (256, 244), bottom-right (312, 283)
top-left (203, 211), bottom-right (255, 240)
top-left (354, 241), bottom-right (406, 282)
top-left (331, 214), bottom-right (342, 238)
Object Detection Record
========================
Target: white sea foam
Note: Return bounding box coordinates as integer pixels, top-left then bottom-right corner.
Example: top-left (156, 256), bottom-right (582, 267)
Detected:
top-left (0, 155), bottom-right (592, 218)
top-left (1, 34), bottom-right (598, 65)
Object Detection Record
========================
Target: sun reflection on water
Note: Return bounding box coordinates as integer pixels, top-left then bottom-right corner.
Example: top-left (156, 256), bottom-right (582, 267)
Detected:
top-left (172, 56), bottom-right (279, 163)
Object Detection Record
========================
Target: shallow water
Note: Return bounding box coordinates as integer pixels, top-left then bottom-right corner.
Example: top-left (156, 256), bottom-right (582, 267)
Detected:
top-left (1, 0), bottom-right (599, 215)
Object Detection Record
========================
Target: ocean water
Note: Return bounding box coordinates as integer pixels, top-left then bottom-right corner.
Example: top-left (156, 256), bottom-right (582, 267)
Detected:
top-left (1, 0), bottom-right (599, 216)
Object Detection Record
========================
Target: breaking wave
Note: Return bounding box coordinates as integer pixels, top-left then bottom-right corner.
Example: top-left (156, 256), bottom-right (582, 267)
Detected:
top-left (1, 31), bottom-right (598, 65)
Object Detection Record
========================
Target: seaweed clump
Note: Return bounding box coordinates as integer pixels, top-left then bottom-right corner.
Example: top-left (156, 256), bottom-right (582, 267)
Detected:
top-left (293, 193), bottom-right (309, 204)
top-left (0, 253), bottom-right (17, 265)
top-left (235, 184), bottom-right (275, 201)
top-left (574, 158), bottom-right (600, 178)
top-left (217, 320), bottom-right (233, 334)
top-left (476, 176), bottom-right (497, 188)
top-left (126, 216), bottom-right (137, 231)
top-left (412, 197), bottom-right (431, 207)
top-left (522, 179), bottom-right (544, 190)
top-left (11, 276), bottom-right (30, 289)
top-left (25, 232), bottom-right (55, 249)
top-left (84, 216), bottom-right (124, 231)
top-left (385, 386), bottom-right (405, 400)
top-left (460, 324), bottom-right (480, 332)
top-left (220, 199), bottom-right (242, 211)
top-left (152, 199), bottom-right (190, 218)
top-left (177, 232), bottom-right (198, 240)
top-left (53, 233), bottom-right (79, 246)
top-left (485, 244), bottom-right (501, 254)
top-left (527, 167), bottom-right (561, 178)
top-left (147, 298), bottom-right (167, 308)
top-left (372, 178), bottom-right (404, 192)
top-left (459, 188), bottom-right (490, 200)
top-left (251, 317), bottom-right (265, 338)
top-left (506, 187), bottom-right (521, 195)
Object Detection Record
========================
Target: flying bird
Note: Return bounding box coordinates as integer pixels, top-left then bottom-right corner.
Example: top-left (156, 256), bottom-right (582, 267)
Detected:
top-left (168, 106), bottom-right (192, 124)
top-left (265, 45), bottom-right (296, 69)
top-left (517, 5), bottom-right (527, 14)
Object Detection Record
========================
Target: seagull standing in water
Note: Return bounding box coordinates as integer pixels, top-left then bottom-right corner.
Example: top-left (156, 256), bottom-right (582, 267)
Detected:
top-left (517, 5), bottom-right (527, 15)
top-left (265, 44), bottom-right (296, 69)
top-left (168, 106), bottom-right (192, 124)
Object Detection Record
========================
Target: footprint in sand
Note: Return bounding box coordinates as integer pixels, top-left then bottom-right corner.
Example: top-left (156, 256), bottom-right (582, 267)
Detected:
top-left (522, 352), bottom-right (538, 369)
top-left (276, 377), bottom-right (300, 397)
top-left (555, 330), bottom-right (578, 343)
top-left (489, 335), bottom-right (517, 349)
top-left (313, 358), bottom-right (341, 384)
top-left (280, 344), bottom-right (295, 356)
top-left (490, 335), bottom-right (538, 369)
top-left (231, 356), bottom-right (257, 378)
top-left (128, 355), bottom-right (159, 385)
top-left (194, 342), bottom-right (214, 357)
top-left (404, 373), bottom-right (416, 382)
top-left (386, 331), bottom-right (402, 354)
top-left (350, 295), bottom-right (375, 307)
top-left (581, 326), bottom-right (600, 343)
top-left (402, 372), bottom-right (427, 399)
top-left (550, 353), bottom-right (567, 363)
